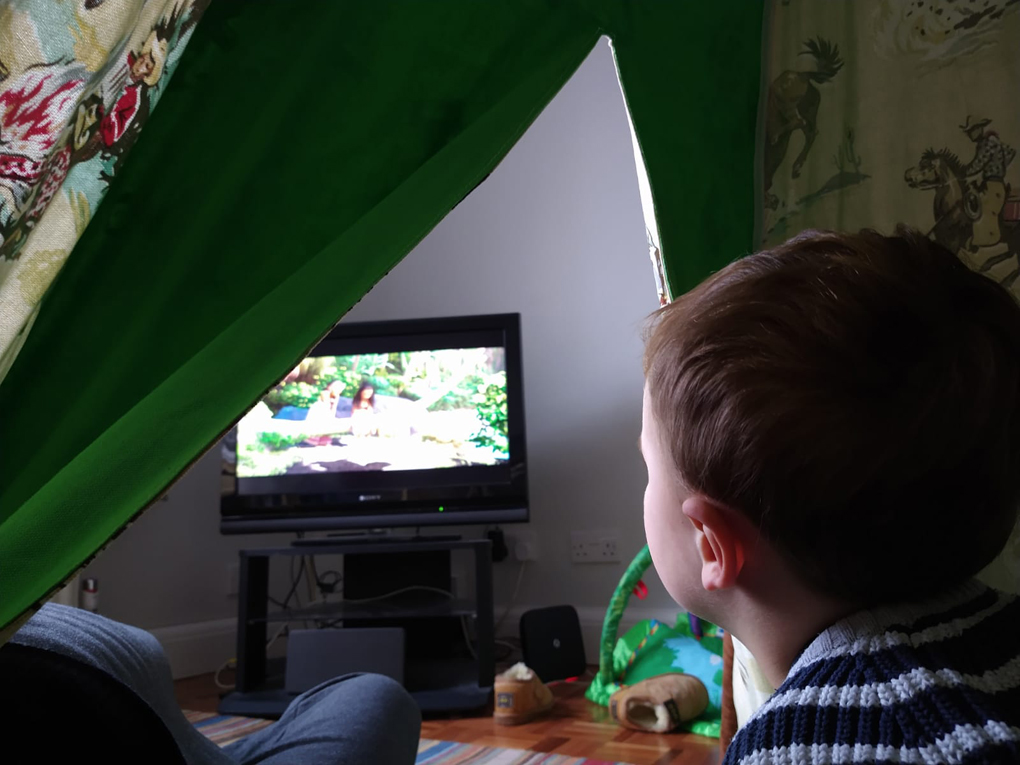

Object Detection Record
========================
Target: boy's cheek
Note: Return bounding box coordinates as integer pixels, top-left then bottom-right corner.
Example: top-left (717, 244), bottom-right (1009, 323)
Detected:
top-left (644, 507), bottom-right (683, 603)
top-left (645, 504), bottom-right (704, 613)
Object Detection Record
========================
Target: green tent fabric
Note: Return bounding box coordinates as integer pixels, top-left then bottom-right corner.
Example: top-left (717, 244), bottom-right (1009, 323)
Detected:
top-left (0, 1), bottom-right (761, 637)
top-left (603, 2), bottom-right (763, 297)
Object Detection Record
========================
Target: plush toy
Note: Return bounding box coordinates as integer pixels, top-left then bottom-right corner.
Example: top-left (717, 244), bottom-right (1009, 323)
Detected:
top-left (609, 673), bottom-right (709, 733)
top-left (586, 545), bottom-right (725, 738)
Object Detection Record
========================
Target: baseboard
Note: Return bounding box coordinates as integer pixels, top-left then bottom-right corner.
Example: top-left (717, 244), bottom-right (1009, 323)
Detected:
top-left (150, 617), bottom-right (237, 680)
top-left (48, 575), bottom-right (81, 608)
top-left (151, 602), bottom-right (679, 679)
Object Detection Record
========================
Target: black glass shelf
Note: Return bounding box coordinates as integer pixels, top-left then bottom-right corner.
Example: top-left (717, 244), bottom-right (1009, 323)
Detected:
top-left (251, 594), bottom-right (477, 623)
top-left (220, 657), bottom-right (489, 717)
top-left (225, 538), bottom-right (493, 718)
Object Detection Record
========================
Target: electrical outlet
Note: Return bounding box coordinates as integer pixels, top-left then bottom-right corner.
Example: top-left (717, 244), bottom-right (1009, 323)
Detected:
top-left (509, 530), bottom-right (538, 562)
top-left (571, 529), bottom-right (621, 564)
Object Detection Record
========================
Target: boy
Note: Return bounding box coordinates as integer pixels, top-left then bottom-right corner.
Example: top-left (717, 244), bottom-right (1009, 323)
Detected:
top-left (640, 228), bottom-right (1020, 763)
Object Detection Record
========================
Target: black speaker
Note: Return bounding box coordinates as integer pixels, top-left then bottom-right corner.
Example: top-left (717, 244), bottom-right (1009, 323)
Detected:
top-left (519, 605), bottom-right (587, 683)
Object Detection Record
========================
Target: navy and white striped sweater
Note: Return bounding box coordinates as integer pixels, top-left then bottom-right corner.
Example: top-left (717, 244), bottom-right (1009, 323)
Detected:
top-left (724, 582), bottom-right (1020, 765)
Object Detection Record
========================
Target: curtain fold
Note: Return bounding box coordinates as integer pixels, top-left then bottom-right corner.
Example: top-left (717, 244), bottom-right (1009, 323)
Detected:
top-left (0, 0), bottom-right (211, 383)
top-left (0, 1), bottom-right (764, 636)
top-left (0, 0), bottom-right (605, 636)
top-left (606, 2), bottom-right (763, 298)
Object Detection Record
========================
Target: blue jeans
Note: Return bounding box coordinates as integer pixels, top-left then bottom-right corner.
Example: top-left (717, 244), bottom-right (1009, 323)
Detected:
top-left (12, 604), bottom-right (421, 765)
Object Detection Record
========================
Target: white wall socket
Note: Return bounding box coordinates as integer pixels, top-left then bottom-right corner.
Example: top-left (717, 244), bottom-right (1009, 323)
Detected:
top-left (510, 529), bottom-right (538, 562)
top-left (571, 529), bottom-right (621, 564)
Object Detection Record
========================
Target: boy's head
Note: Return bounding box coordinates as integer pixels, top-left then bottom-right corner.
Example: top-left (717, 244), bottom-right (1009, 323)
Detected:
top-left (641, 227), bottom-right (1020, 611)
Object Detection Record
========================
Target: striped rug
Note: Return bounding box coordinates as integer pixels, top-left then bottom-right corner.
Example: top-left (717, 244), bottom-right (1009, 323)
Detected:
top-left (416, 739), bottom-right (627, 764)
top-left (185, 711), bottom-right (627, 764)
top-left (184, 711), bottom-right (274, 747)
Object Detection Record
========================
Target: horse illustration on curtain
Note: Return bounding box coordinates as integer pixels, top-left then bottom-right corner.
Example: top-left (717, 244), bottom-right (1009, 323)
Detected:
top-left (759, 0), bottom-right (1019, 303)
top-left (758, 0), bottom-right (1020, 583)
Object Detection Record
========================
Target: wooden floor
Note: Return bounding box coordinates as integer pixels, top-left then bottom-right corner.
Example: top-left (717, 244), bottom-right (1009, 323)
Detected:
top-left (175, 671), bottom-right (721, 765)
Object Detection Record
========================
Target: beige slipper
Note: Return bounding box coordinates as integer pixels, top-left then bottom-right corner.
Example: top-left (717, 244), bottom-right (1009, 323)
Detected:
top-left (493, 662), bottom-right (555, 726)
top-left (609, 673), bottom-right (709, 733)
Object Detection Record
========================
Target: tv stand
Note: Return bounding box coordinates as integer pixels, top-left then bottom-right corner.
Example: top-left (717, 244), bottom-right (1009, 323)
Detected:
top-left (219, 537), bottom-right (492, 718)
top-left (292, 532), bottom-right (462, 547)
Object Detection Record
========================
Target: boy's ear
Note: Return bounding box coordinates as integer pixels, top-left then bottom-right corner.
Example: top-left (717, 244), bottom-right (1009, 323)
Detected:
top-left (681, 496), bottom-right (745, 591)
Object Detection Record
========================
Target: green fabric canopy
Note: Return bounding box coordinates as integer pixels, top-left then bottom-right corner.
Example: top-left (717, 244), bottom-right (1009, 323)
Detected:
top-left (0, 1), bottom-right (761, 636)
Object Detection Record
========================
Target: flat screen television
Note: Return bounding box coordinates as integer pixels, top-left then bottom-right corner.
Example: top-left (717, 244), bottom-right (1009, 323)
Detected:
top-left (220, 313), bottom-right (528, 534)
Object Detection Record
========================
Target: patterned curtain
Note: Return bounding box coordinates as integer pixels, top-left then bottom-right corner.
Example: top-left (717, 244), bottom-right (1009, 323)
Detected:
top-left (757, 0), bottom-right (1020, 588)
top-left (0, 1), bottom-right (765, 639)
top-left (0, 0), bottom-right (210, 383)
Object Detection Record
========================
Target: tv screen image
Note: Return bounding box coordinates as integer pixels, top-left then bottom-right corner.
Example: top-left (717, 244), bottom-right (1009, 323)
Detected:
top-left (220, 313), bottom-right (528, 534)
top-left (236, 347), bottom-right (509, 477)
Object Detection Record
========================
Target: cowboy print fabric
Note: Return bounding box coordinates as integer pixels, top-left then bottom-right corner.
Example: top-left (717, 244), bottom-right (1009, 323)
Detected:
top-left (756, 0), bottom-right (1020, 589)
top-left (0, 0), bottom-right (209, 384)
top-left (758, 0), bottom-right (1019, 299)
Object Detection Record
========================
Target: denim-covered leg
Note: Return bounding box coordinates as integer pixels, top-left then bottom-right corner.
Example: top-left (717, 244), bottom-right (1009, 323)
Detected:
top-left (223, 673), bottom-right (421, 765)
top-left (10, 603), bottom-right (234, 765)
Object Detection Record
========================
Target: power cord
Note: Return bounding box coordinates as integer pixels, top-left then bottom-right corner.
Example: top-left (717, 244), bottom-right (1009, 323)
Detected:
top-left (213, 659), bottom-right (235, 691)
top-left (303, 556), bottom-right (317, 607)
top-left (220, 582), bottom-right (479, 690)
top-left (495, 561), bottom-right (526, 634)
top-left (312, 586), bottom-right (455, 629)
top-left (219, 548), bottom-right (310, 691)
top-left (339, 585), bottom-right (453, 604)
top-left (278, 555), bottom-right (305, 611)
top-left (315, 569), bottom-right (343, 594)
top-left (460, 616), bottom-right (477, 659)
top-left (460, 625), bottom-right (519, 662)
top-left (486, 527), bottom-right (509, 562)
top-left (214, 622), bottom-right (290, 691)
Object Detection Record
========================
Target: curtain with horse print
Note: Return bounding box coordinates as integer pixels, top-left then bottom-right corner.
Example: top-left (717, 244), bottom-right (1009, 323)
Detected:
top-left (757, 0), bottom-right (1020, 589)
top-left (720, 2), bottom-right (1020, 731)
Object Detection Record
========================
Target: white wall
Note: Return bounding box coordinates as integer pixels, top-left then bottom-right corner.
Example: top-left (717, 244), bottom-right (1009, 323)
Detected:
top-left (83, 40), bottom-right (681, 675)
top-left (340, 39), bottom-right (671, 620)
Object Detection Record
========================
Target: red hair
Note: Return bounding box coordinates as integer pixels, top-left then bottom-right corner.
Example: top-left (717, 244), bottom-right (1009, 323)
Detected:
top-left (644, 228), bottom-right (1020, 603)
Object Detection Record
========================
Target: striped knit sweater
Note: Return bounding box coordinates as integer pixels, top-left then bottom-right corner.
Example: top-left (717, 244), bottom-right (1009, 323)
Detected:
top-left (723, 581), bottom-right (1020, 765)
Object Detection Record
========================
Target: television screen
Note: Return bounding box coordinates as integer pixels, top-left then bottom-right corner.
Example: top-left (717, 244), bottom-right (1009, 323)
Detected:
top-left (235, 347), bottom-right (509, 477)
top-left (221, 313), bottom-right (528, 534)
